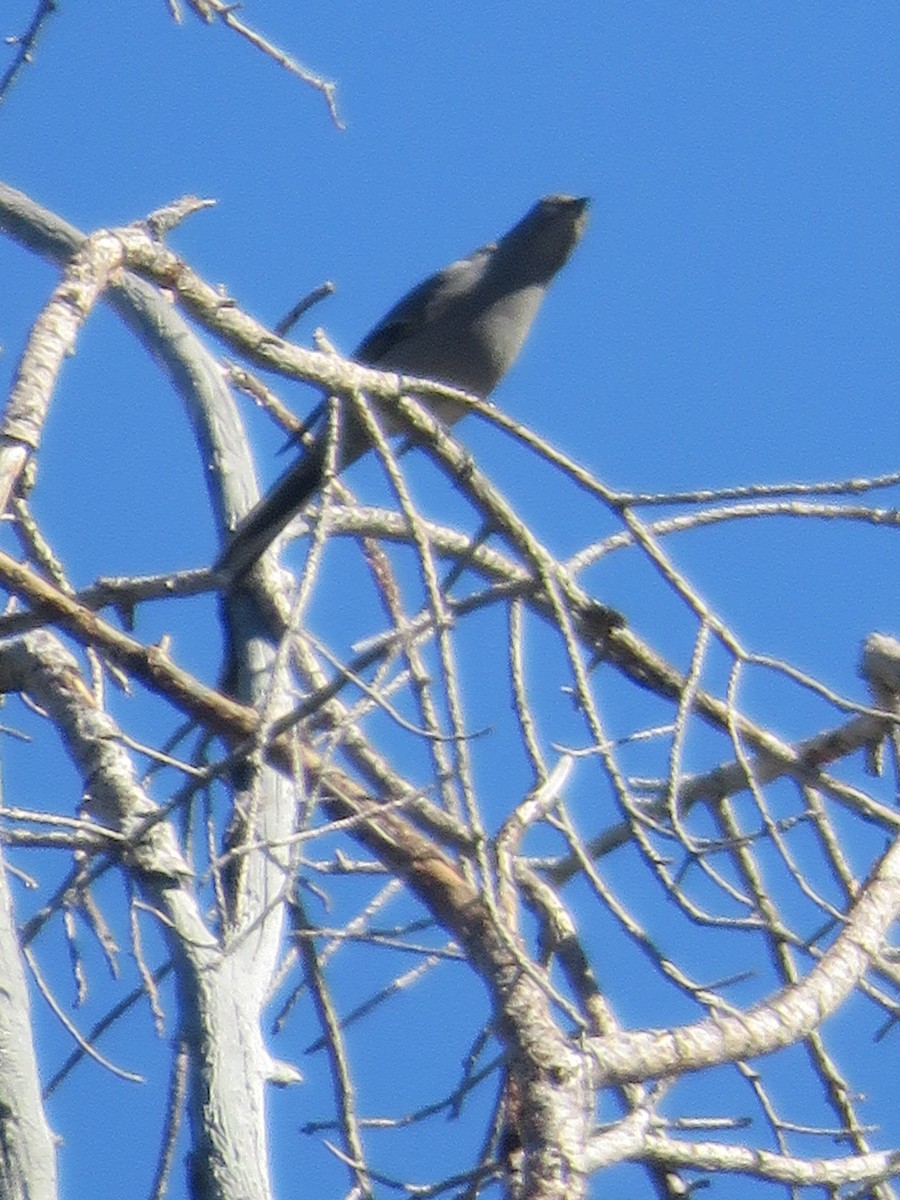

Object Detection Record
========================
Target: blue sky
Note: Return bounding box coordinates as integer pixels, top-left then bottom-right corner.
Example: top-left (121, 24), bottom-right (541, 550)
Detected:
top-left (2, 3), bottom-right (900, 1197)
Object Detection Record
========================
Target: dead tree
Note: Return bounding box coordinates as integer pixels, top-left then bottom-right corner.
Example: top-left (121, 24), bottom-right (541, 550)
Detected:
top-left (1, 181), bottom-right (900, 1200)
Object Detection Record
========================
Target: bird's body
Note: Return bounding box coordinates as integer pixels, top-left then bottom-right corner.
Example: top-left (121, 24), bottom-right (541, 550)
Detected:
top-left (217, 194), bottom-right (589, 580)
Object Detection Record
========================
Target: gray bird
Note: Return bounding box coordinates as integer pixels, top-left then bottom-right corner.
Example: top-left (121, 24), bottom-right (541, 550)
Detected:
top-left (217, 194), bottom-right (589, 580)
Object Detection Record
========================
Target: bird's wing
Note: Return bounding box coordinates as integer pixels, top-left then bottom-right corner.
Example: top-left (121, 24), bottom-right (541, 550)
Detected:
top-left (354, 244), bottom-right (495, 367)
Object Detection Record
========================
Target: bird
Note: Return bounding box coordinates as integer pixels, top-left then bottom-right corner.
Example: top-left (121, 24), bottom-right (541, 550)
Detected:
top-left (216, 194), bottom-right (590, 581)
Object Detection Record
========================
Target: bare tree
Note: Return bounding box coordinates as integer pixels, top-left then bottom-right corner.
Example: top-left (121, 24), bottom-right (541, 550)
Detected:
top-left (2, 8), bottom-right (900, 1200)
top-left (1, 177), bottom-right (900, 1200)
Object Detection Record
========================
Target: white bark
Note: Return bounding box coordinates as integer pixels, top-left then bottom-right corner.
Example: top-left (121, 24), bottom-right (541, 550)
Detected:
top-left (0, 846), bottom-right (57, 1200)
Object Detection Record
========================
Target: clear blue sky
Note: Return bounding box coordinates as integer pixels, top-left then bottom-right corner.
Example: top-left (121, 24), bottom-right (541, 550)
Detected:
top-left (1, 3), bottom-right (900, 1197)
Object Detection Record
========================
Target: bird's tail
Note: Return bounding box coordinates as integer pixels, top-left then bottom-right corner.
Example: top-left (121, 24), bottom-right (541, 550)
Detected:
top-left (214, 442), bottom-right (327, 583)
